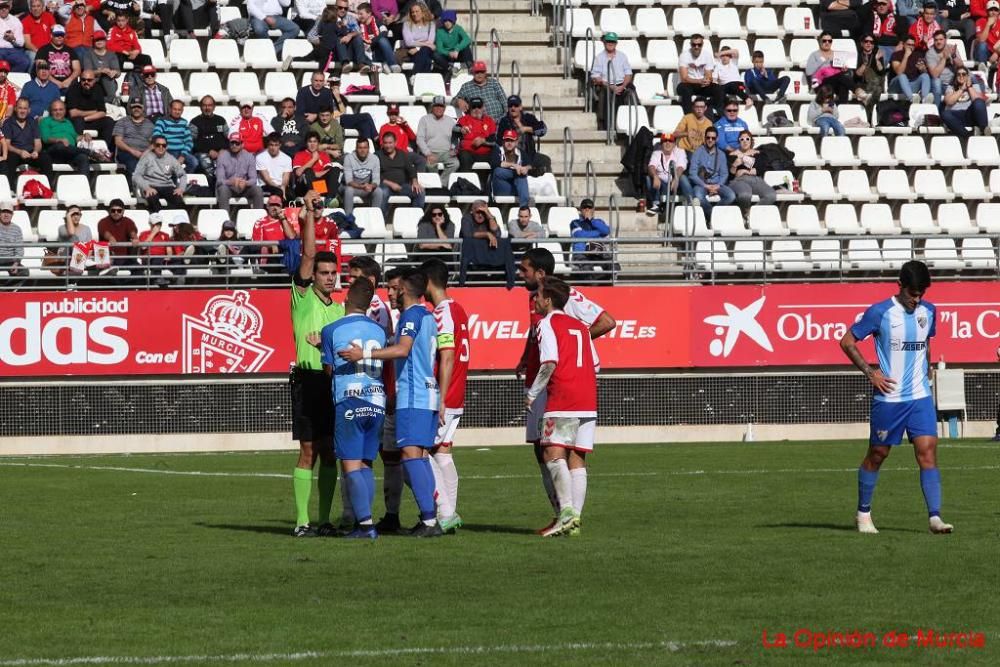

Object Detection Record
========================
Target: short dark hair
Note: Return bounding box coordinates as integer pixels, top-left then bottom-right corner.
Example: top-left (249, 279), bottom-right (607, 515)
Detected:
top-left (518, 205), bottom-right (531, 215)
top-left (315, 251), bottom-right (338, 269)
top-left (539, 276), bottom-right (570, 310)
top-left (265, 132), bottom-right (281, 144)
top-left (348, 255), bottom-right (382, 285)
top-left (401, 270), bottom-right (428, 299)
top-left (932, 29), bottom-right (947, 39)
top-left (521, 247), bottom-right (555, 275)
top-left (899, 260), bottom-right (931, 291)
top-left (690, 33), bottom-right (704, 42)
top-left (752, 50), bottom-right (764, 59)
top-left (692, 96), bottom-right (707, 106)
top-left (704, 126), bottom-right (718, 138)
top-left (420, 258), bottom-right (449, 289)
top-left (305, 131), bottom-right (321, 142)
top-left (317, 105), bottom-right (333, 114)
top-left (150, 134), bottom-right (165, 145)
top-left (281, 97), bottom-right (295, 106)
top-left (199, 95), bottom-right (215, 105)
top-left (923, 2), bottom-right (937, 9)
top-left (346, 276), bottom-right (375, 311)
top-left (355, 137), bottom-right (370, 147)
top-left (385, 267), bottom-right (404, 283)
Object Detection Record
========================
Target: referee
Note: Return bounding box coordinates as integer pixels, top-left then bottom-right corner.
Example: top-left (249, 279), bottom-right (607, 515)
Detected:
top-left (289, 190), bottom-right (344, 537)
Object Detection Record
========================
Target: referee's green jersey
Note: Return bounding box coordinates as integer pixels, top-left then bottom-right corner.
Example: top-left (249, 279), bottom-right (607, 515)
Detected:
top-left (290, 282), bottom-right (344, 370)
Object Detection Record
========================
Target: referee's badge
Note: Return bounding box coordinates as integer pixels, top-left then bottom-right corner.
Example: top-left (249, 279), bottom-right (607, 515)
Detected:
top-left (182, 291), bottom-right (275, 373)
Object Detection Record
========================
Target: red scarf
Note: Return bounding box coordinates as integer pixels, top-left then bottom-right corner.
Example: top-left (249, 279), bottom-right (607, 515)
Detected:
top-left (872, 11), bottom-right (896, 37)
top-left (911, 18), bottom-right (940, 49)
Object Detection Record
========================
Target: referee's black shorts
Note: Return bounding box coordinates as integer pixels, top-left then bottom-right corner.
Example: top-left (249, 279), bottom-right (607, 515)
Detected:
top-left (290, 367), bottom-right (333, 443)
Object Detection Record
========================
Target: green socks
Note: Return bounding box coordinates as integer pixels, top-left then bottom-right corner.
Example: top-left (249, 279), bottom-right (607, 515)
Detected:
top-left (317, 464), bottom-right (338, 526)
top-left (293, 467), bottom-right (313, 527)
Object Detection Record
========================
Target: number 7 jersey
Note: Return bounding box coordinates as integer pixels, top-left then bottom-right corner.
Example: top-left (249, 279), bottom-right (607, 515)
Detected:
top-left (433, 298), bottom-right (471, 412)
top-left (537, 310), bottom-right (598, 417)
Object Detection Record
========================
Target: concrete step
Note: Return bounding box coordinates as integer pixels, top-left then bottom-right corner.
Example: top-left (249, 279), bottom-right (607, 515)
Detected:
top-left (516, 78), bottom-right (582, 99)
top-left (461, 0), bottom-right (535, 10)
top-left (540, 109), bottom-right (607, 130)
top-left (488, 44), bottom-right (560, 65)
top-left (544, 143), bottom-right (623, 164)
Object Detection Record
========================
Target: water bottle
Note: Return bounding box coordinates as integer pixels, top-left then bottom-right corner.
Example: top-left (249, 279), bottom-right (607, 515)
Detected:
top-left (937, 356), bottom-right (945, 371)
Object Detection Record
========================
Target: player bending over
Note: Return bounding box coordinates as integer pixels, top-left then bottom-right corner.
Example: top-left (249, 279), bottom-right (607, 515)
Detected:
top-left (525, 277), bottom-right (600, 537)
top-left (321, 279), bottom-right (388, 539)
top-left (839, 260), bottom-right (953, 535)
top-left (289, 190), bottom-right (345, 537)
top-left (341, 270), bottom-right (443, 537)
top-left (421, 259), bottom-right (471, 534)
top-left (516, 248), bottom-right (615, 534)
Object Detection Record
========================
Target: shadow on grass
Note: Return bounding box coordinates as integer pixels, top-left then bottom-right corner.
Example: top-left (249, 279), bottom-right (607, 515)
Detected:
top-left (195, 522), bottom-right (293, 536)
top-left (758, 522), bottom-right (924, 534)
top-left (459, 523), bottom-right (537, 535)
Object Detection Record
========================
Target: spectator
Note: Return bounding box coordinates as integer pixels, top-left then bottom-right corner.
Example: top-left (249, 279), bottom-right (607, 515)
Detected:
top-left (714, 99), bottom-right (749, 153)
top-left (460, 200), bottom-right (499, 249)
top-left (37, 24), bottom-right (80, 90)
top-left (507, 205), bottom-right (545, 240)
top-left (713, 47), bottom-right (752, 108)
top-left (342, 136), bottom-right (379, 214)
top-left (251, 194), bottom-right (296, 272)
top-left (400, 0), bottom-right (435, 73)
top-left (415, 203), bottom-right (455, 261)
top-left (57, 205), bottom-right (91, 248)
top-left (138, 212), bottom-right (174, 287)
top-left (493, 128), bottom-right (529, 206)
top-left (272, 97), bottom-right (308, 157)
top-left (898, 0), bottom-right (922, 28)
top-left (728, 130), bottom-right (776, 214)
top-left (257, 132), bottom-right (293, 199)
top-left (926, 29), bottom-right (961, 105)
top-left (942, 66), bottom-right (988, 136)
top-left (22, 0), bottom-right (55, 58)
top-left (229, 100), bottom-right (267, 155)
top-left (373, 130), bottom-right (423, 216)
top-left (212, 219), bottom-right (245, 274)
top-left (646, 133), bottom-right (692, 215)
top-left (316, 0), bottom-right (369, 74)
top-left (296, 6), bottom-right (333, 67)
top-left (589, 31), bottom-right (633, 125)
top-left (973, 1), bottom-right (1000, 63)
top-left (65, 0), bottom-right (96, 52)
top-left (21, 60), bottom-right (60, 118)
top-left (688, 126), bottom-right (736, 221)
top-left (216, 132), bottom-right (265, 216)
top-left (0, 60), bottom-right (18, 120)
top-left (0, 200), bottom-right (27, 278)
top-left (869, 0), bottom-right (907, 62)
top-left (416, 95), bottom-right (458, 181)
top-left (65, 68), bottom-right (114, 145)
top-left (356, 2), bottom-right (400, 72)
top-left (378, 103), bottom-right (425, 169)
top-left (293, 0), bottom-right (326, 35)
top-left (453, 60), bottom-right (507, 120)
top-left (113, 100), bottom-right (153, 182)
top-left (292, 131), bottom-right (342, 200)
top-left (373, 0), bottom-right (403, 44)
top-left (39, 98), bottom-right (92, 175)
top-left (744, 50), bottom-right (790, 103)
top-left (910, 2), bottom-right (942, 48)
top-left (107, 12), bottom-right (152, 85)
top-left (128, 65), bottom-right (172, 120)
top-left (0, 2), bottom-right (29, 72)
top-left (806, 32), bottom-right (854, 103)
top-left (456, 96), bottom-right (496, 171)
top-left (154, 99), bottom-right (197, 174)
top-left (96, 198), bottom-right (139, 270)
top-left (309, 105), bottom-right (345, 164)
top-left (133, 135), bottom-right (187, 212)
top-left (168, 220), bottom-right (204, 285)
top-left (2, 97), bottom-right (52, 180)
top-left (676, 34), bottom-right (723, 116)
top-left (673, 96), bottom-right (713, 155)
top-left (494, 94), bottom-right (548, 174)
top-left (295, 70), bottom-right (333, 124)
top-left (890, 35), bottom-right (933, 102)
top-left (149, 0), bottom-right (196, 42)
top-left (808, 84), bottom-right (846, 136)
top-left (458, 199), bottom-right (513, 284)
top-left (854, 34), bottom-right (888, 103)
top-left (190, 95), bottom-right (228, 182)
top-left (569, 198), bottom-right (611, 269)
top-left (328, 76), bottom-right (378, 140)
top-left (248, 0), bottom-right (299, 58)
top-left (820, 0), bottom-right (862, 38)
top-left (80, 30), bottom-right (119, 100)
top-left (433, 9), bottom-right (472, 77)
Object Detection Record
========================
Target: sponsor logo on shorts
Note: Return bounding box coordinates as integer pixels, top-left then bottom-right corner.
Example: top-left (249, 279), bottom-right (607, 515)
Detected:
top-left (344, 404), bottom-right (383, 421)
top-left (877, 430), bottom-right (888, 441)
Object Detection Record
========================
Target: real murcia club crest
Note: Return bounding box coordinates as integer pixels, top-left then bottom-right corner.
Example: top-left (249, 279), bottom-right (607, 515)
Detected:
top-left (182, 291), bottom-right (274, 373)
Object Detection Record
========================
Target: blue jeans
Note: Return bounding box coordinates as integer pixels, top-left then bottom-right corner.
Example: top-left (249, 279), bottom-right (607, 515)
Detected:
top-left (371, 36), bottom-right (397, 66)
top-left (891, 72), bottom-right (930, 99)
top-left (692, 184), bottom-right (735, 221)
top-left (646, 174), bottom-right (693, 206)
top-left (334, 34), bottom-right (371, 66)
top-left (942, 99), bottom-right (989, 138)
top-left (492, 167), bottom-right (529, 206)
top-left (168, 150), bottom-right (200, 175)
top-left (930, 76), bottom-right (944, 107)
top-left (409, 46), bottom-right (434, 73)
top-left (373, 182), bottom-right (425, 216)
top-left (251, 16), bottom-right (299, 56)
top-left (815, 116), bottom-right (845, 136)
top-left (744, 75), bottom-right (790, 100)
top-left (0, 48), bottom-right (30, 72)
top-left (973, 41), bottom-right (991, 63)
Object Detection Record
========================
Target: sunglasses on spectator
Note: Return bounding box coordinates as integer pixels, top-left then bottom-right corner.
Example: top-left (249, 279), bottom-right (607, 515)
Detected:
top-left (691, 42), bottom-right (703, 48)
top-left (725, 107), bottom-right (738, 112)
top-left (957, 71), bottom-right (969, 76)
top-left (70, 212), bottom-right (81, 216)
top-left (110, 208), bottom-right (124, 213)
top-left (821, 39), bottom-right (833, 44)
top-left (143, 73), bottom-right (156, 78)
top-left (153, 142), bottom-right (167, 148)
top-left (862, 39), bottom-right (874, 43)
top-left (705, 135), bottom-right (717, 141)
top-left (432, 212), bottom-right (444, 217)
top-left (230, 140), bottom-right (242, 145)
top-left (81, 77), bottom-right (95, 82)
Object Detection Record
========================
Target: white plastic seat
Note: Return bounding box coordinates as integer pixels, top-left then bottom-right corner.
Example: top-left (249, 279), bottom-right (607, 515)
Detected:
top-left (244, 39), bottom-right (280, 69)
top-left (785, 204), bottom-right (825, 235)
top-left (747, 205), bottom-right (788, 235)
top-left (819, 136), bottom-right (856, 167)
top-left (448, 172), bottom-right (482, 203)
top-left (837, 170), bottom-right (877, 202)
top-left (391, 207), bottom-right (423, 238)
top-left (788, 38), bottom-right (816, 68)
top-left (991, 169), bottom-right (1000, 196)
top-left (646, 40), bottom-right (679, 69)
top-left (207, 39), bottom-right (244, 70)
top-left (708, 8), bottom-right (745, 38)
top-left (353, 208), bottom-right (388, 238)
top-left (752, 38), bottom-right (789, 69)
top-left (910, 103), bottom-right (945, 133)
top-left (36, 210), bottom-right (63, 241)
top-left (546, 207), bottom-right (577, 238)
top-left (263, 72), bottom-right (298, 102)
top-left (573, 39), bottom-right (601, 70)
top-left (930, 136), bottom-right (969, 167)
top-left (565, 8), bottom-right (595, 38)
top-left (876, 170), bottom-right (915, 200)
top-left (760, 103), bottom-right (799, 134)
top-left (763, 170), bottom-right (801, 204)
top-left (961, 237), bottom-right (996, 269)
top-left (615, 40), bottom-right (646, 70)
top-left (784, 8), bottom-right (820, 36)
top-left (810, 239), bottom-right (843, 271)
top-left (769, 240), bottom-right (810, 272)
top-left (848, 238), bottom-right (882, 270)
top-left (378, 73), bottom-right (412, 103)
top-left (94, 174), bottom-right (137, 207)
top-left (10, 210), bottom-right (32, 241)
top-left (824, 203), bottom-right (863, 234)
top-left (923, 238), bottom-right (963, 269)
top-left (54, 175), bottom-right (97, 208)
top-left (156, 71), bottom-right (187, 102)
top-left (894, 136), bottom-right (930, 166)
top-left (633, 72), bottom-right (667, 105)
top-left (837, 104), bottom-right (872, 134)
top-left (785, 136), bottom-right (823, 167)
top-left (282, 39), bottom-right (317, 69)
top-left (537, 241), bottom-right (571, 274)
top-left (235, 208), bottom-right (265, 239)
top-left (717, 39), bottom-right (751, 64)
top-left (22, 244), bottom-right (46, 276)
top-left (857, 136), bottom-right (898, 167)
top-left (800, 170), bottom-right (839, 200)
top-left (167, 39), bottom-right (206, 70)
top-left (695, 240), bottom-right (736, 273)
top-left (195, 209), bottom-right (229, 240)
top-left (226, 72), bottom-right (269, 104)
top-left (913, 170), bottom-right (953, 200)
top-left (651, 105), bottom-right (684, 133)
top-left (860, 203), bottom-right (896, 235)
top-left (936, 203), bottom-right (975, 235)
top-left (635, 8), bottom-right (671, 38)
top-left (746, 8), bottom-right (782, 37)
top-left (710, 206), bottom-right (751, 236)
top-left (966, 136), bottom-right (1000, 167)
top-left (615, 105), bottom-right (649, 135)
top-left (188, 72), bottom-right (227, 103)
top-left (733, 240), bottom-right (765, 271)
top-left (137, 39), bottom-right (168, 69)
top-left (411, 73), bottom-right (447, 101)
top-left (975, 203), bottom-right (1000, 233)
top-left (882, 238), bottom-right (913, 269)
top-left (899, 203), bottom-right (940, 234)
top-left (671, 205), bottom-right (711, 237)
top-left (951, 169), bottom-right (991, 200)
top-left (672, 8), bottom-right (707, 36)
top-left (599, 8), bottom-right (638, 38)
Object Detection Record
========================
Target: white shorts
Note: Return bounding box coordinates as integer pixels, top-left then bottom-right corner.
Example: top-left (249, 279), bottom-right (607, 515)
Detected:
top-left (380, 412), bottom-right (397, 453)
top-left (540, 416), bottom-right (596, 453)
top-left (435, 407), bottom-right (463, 446)
top-left (525, 388), bottom-right (548, 443)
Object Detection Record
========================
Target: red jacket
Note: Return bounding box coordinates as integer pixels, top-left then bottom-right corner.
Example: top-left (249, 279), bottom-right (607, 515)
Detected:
top-left (232, 116), bottom-right (265, 154)
top-left (378, 120), bottom-right (416, 152)
top-left (108, 25), bottom-right (141, 54)
top-left (457, 113), bottom-right (496, 155)
top-left (65, 13), bottom-right (95, 50)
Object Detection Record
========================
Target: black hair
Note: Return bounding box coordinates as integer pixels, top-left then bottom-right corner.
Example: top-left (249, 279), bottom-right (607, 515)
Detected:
top-left (305, 131), bottom-right (321, 142)
top-left (346, 277), bottom-right (375, 311)
top-left (539, 276), bottom-right (570, 310)
top-left (385, 267), bottom-right (405, 282)
top-left (348, 255), bottom-right (383, 285)
top-left (521, 247), bottom-right (555, 275)
top-left (420, 258), bottom-right (449, 289)
top-left (315, 251), bottom-right (338, 269)
top-left (265, 132), bottom-right (281, 144)
top-left (899, 260), bottom-right (931, 291)
top-left (401, 270), bottom-right (428, 298)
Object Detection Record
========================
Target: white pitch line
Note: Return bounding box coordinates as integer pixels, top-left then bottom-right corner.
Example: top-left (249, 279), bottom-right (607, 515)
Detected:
top-left (0, 639), bottom-right (739, 666)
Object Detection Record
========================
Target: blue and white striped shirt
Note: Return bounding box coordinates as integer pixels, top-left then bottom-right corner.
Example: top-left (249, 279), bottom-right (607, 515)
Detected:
top-left (850, 296), bottom-right (936, 403)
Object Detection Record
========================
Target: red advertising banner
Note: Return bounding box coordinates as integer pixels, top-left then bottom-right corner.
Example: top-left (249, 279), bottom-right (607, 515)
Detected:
top-left (0, 283), bottom-right (996, 377)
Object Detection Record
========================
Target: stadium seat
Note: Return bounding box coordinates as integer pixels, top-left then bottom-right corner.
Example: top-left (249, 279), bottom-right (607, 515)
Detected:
top-left (235, 208), bottom-right (265, 239)
top-left (710, 206), bottom-right (751, 237)
top-left (243, 39), bottom-right (280, 70)
top-left (898, 203), bottom-right (940, 234)
top-left (975, 203), bottom-right (1000, 233)
top-left (961, 237), bottom-right (997, 269)
top-left (416, 173), bottom-right (448, 204)
top-left (769, 239), bottom-right (811, 272)
top-left (785, 204), bottom-right (825, 235)
top-left (717, 38), bottom-right (751, 63)
top-left (672, 8), bottom-right (707, 37)
top-left (788, 38), bottom-right (816, 68)
top-left (824, 203), bottom-right (863, 234)
top-left (819, 136), bottom-right (856, 167)
top-left (196, 209), bottom-right (229, 240)
top-left (747, 205), bottom-right (788, 236)
top-left (184, 174), bottom-right (218, 207)
top-left (565, 8), bottom-right (595, 38)
top-left (36, 209), bottom-right (63, 242)
top-left (615, 40), bottom-right (646, 70)
top-left (966, 136), bottom-right (1000, 167)
top-left (881, 238), bottom-right (913, 270)
top-left (651, 105), bottom-right (684, 133)
top-left (671, 205), bottom-right (711, 237)
top-left (709, 8), bottom-right (746, 38)
top-left (635, 8), bottom-right (671, 38)
top-left (800, 170), bottom-right (839, 200)
top-left (936, 203), bottom-right (975, 235)
top-left (848, 238), bottom-right (882, 270)
top-left (573, 39), bottom-right (601, 70)
top-left (784, 8), bottom-right (820, 36)
top-left (168, 39), bottom-right (207, 70)
top-left (733, 240), bottom-right (765, 272)
top-left (157, 71), bottom-right (188, 102)
top-left (929, 136), bottom-right (969, 167)
top-left (11, 210), bottom-right (33, 241)
top-left (282, 39), bottom-right (317, 69)
top-left (837, 171), bottom-right (877, 202)
top-left (79, 210), bottom-right (103, 237)
top-left (695, 240), bottom-right (735, 273)
top-left (447, 173), bottom-right (482, 204)
top-left (615, 104), bottom-right (649, 135)
top-left (894, 136), bottom-right (930, 166)
top-left (264, 72), bottom-right (298, 102)
top-left (411, 73), bottom-right (447, 101)
top-left (353, 208), bottom-right (388, 238)
top-left (392, 207), bottom-right (423, 238)
top-left (226, 72), bottom-right (269, 104)
top-left (189, 72), bottom-right (227, 103)
top-left (208, 39), bottom-right (245, 71)
top-left (95, 175), bottom-right (137, 207)
top-left (753, 38), bottom-right (790, 69)
top-left (876, 170), bottom-right (915, 201)
top-left (913, 170), bottom-right (952, 200)
top-left (137, 39), bottom-right (168, 69)
top-left (538, 242), bottom-right (571, 274)
top-left (633, 73), bottom-right (668, 105)
top-left (810, 239), bottom-right (843, 271)
top-left (646, 40), bottom-right (679, 69)
top-left (17, 174), bottom-right (57, 208)
top-left (785, 136), bottom-right (823, 167)
top-left (22, 244), bottom-right (46, 277)
top-left (923, 238), bottom-right (963, 269)
top-left (599, 8), bottom-right (638, 38)
top-left (951, 169), bottom-right (991, 200)
top-left (859, 203), bottom-right (896, 235)
top-left (546, 207), bottom-right (576, 238)
top-left (857, 136), bottom-right (898, 167)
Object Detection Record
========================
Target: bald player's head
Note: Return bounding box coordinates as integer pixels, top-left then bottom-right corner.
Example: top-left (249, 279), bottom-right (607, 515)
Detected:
top-left (345, 278), bottom-right (375, 314)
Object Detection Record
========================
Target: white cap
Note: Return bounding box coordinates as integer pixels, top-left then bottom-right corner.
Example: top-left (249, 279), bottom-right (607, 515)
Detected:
top-left (171, 214), bottom-right (187, 226)
top-left (149, 212), bottom-right (162, 225)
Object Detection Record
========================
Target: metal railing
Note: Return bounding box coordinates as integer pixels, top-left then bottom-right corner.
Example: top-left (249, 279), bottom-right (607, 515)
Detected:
top-left (531, 92), bottom-right (544, 150)
top-left (561, 126), bottom-right (574, 206)
top-left (603, 59), bottom-right (618, 145)
top-left (582, 27), bottom-right (595, 111)
top-left (488, 28), bottom-right (501, 77)
top-left (555, 0), bottom-right (572, 79)
top-left (469, 0), bottom-right (480, 61)
top-left (584, 160), bottom-right (596, 202)
top-left (509, 60), bottom-right (522, 100)
top-left (530, 0), bottom-right (543, 17)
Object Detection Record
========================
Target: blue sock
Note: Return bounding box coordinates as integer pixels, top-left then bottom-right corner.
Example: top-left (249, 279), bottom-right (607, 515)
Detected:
top-left (402, 457), bottom-right (437, 521)
top-left (361, 467), bottom-right (376, 508)
top-left (920, 468), bottom-right (942, 518)
top-left (346, 470), bottom-right (372, 524)
top-left (857, 467), bottom-right (880, 513)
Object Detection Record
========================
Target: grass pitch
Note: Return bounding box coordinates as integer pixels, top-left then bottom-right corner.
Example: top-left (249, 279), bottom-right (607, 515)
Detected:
top-left (2, 439), bottom-right (998, 666)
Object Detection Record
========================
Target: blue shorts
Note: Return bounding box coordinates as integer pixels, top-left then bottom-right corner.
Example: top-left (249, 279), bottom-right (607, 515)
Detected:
top-left (869, 396), bottom-right (937, 446)
top-left (395, 408), bottom-right (439, 449)
top-left (335, 398), bottom-right (385, 461)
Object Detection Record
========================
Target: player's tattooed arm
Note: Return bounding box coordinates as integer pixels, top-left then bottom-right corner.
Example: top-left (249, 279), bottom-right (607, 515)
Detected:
top-left (525, 362), bottom-right (554, 408)
top-left (839, 330), bottom-right (896, 393)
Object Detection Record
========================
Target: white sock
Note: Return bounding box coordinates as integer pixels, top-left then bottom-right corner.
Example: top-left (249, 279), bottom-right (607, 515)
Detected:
top-left (340, 475), bottom-right (355, 522)
top-left (383, 463), bottom-right (403, 514)
top-left (544, 459), bottom-right (573, 513)
top-left (570, 467), bottom-right (587, 516)
top-left (428, 455), bottom-right (455, 519)
top-left (433, 452), bottom-right (459, 511)
top-left (538, 461), bottom-right (559, 515)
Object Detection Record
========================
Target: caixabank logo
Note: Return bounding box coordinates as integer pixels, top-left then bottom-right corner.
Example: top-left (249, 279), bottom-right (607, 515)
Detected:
top-left (182, 291), bottom-right (274, 373)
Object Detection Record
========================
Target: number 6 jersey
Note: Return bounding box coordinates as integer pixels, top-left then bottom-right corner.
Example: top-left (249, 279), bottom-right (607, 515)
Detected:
top-left (536, 310), bottom-right (599, 417)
